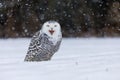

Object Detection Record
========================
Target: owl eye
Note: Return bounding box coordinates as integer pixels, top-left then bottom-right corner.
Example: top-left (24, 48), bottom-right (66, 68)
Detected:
top-left (46, 25), bottom-right (49, 27)
top-left (54, 25), bottom-right (57, 27)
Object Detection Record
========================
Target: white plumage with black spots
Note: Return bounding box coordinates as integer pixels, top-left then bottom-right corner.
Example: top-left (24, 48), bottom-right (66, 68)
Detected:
top-left (24, 21), bottom-right (62, 61)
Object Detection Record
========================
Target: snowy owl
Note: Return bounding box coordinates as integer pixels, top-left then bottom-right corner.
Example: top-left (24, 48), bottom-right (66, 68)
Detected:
top-left (24, 21), bottom-right (62, 61)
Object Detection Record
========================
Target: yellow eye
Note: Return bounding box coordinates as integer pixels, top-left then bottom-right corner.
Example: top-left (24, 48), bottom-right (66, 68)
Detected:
top-left (46, 25), bottom-right (49, 27)
top-left (54, 25), bottom-right (57, 27)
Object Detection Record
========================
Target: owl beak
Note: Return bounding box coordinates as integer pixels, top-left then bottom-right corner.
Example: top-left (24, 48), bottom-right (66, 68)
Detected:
top-left (49, 29), bottom-right (54, 35)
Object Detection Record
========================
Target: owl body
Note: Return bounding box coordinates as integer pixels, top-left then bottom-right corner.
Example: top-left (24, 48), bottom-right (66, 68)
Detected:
top-left (24, 21), bottom-right (62, 61)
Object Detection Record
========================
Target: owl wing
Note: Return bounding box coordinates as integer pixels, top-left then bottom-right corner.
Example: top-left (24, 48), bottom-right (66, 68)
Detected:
top-left (48, 37), bottom-right (62, 58)
top-left (53, 38), bottom-right (62, 53)
top-left (24, 31), bottom-right (53, 61)
top-left (24, 31), bottom-right (44, 61)
top-left (27, 31), bottom-right (41, 51)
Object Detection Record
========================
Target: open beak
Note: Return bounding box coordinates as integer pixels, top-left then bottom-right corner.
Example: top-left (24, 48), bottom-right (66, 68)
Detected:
top-left (49, 29), bottom-right (54, 35)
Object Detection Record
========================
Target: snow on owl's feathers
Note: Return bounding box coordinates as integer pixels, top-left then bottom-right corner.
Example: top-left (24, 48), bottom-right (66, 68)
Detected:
top-left (24, 21), bottom-right (62, 61)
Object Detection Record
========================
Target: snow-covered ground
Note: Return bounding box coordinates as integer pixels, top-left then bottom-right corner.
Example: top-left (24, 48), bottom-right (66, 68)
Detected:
top-left (0, 38), bottom-right (120, 80)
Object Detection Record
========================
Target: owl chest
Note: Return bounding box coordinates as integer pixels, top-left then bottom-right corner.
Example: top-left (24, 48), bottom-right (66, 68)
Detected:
top-left (36, 39), bottom-right (55, 52)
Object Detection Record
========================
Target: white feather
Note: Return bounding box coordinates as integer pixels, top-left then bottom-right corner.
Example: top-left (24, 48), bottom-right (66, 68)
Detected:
top-left (24, 21), bottom-right (62, 61)
top-left (41, 21), bottom-right (62, 45)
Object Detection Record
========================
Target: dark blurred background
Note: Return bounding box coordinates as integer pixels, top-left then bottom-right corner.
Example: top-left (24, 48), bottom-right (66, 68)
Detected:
top-left (0, 0), bottom-right (120, 38)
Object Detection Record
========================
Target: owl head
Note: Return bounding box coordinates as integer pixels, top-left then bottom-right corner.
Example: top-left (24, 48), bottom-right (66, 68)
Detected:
top-left (41, 21), bottom-right (62, 38)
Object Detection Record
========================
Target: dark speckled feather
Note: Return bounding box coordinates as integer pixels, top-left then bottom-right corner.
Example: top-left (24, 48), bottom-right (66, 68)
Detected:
top-left (24, 31), bottom-right (62, 61)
